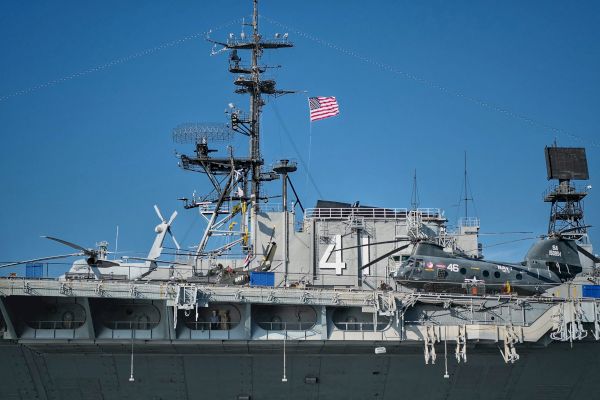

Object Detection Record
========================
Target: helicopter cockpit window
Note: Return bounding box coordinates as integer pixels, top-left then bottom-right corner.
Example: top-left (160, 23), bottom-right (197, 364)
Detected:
top-left (415, 259), bottom-right (423, 270)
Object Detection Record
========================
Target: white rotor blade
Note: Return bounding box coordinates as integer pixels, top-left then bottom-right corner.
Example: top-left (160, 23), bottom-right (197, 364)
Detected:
top-left (154, 205), bottom-right (165, 222)
top-left (43, 236), bottom-right (93, 255)
top-left (124, 256), bottom-right (190, 266)
top-left (0, 253), bottom-right (84, 269)
top-left (168, 227), bottom-right (181, 250)
top-left (167, 210), bottom-right (178, 226)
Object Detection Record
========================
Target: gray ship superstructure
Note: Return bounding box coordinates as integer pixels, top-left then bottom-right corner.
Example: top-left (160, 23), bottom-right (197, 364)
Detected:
top-left (2, 1), bottom-right (600, 399)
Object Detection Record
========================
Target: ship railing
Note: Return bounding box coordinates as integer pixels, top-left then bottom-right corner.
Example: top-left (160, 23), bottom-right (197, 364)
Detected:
top-left (197, 203), bottom-right (287, 214)
top-left (26, 320), bottom-right (85, 330)
top-left (334, 322), bottom-right (389, 332)
top-left (304, 207), bottom-right (444, 221)
top-left (261, 203), bottom-right (283, 212)
top-left (105, 320), bottom-right (160, 330)
top-left (543, 182), bottom-right (589, 200)
top-left (259, 321), bottom-right (320, 340)
top-left (403, 319), bottom-right (528, 327)
top-left (184, 321), bottom-right (238, 331)
top-left (258, 321), bottom-right (316, 331)
top-left (458, 217), bottom-right (480, 227)
top-left (413, 208), bottom-right (445, 220)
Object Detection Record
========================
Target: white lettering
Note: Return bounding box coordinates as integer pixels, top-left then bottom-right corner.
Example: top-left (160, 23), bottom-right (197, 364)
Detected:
top-left (319, 235), bottom-right (346, 275)
top-left (361, 235), bottom-right (370, 275)
top-left (497, 265), bottom-right (511, 273)
top-left (448, 264), bottom-right (459, 273)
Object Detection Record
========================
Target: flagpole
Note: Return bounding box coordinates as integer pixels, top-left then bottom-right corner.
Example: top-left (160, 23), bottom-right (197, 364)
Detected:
top-left (307, 95), bottom-right (314, 188)
top-left (306, 95), bottom-right (339, 195)
top-left (307, 122), bottom-right (313, 188)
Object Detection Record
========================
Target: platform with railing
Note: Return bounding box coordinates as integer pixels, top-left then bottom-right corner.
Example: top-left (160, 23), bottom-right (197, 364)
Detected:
top-left (304, 207), bottom-right (445, 221)
top-left (543, 182), bottom-right (589, 202)
top-left (458, 217), bottom-right (480, 227)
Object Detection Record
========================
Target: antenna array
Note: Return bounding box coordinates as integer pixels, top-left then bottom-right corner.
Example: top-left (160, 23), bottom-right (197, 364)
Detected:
top-left (172, 123), bottom-right (234, 143)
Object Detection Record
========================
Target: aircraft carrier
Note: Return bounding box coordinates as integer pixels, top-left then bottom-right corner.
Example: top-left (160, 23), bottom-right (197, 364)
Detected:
top-left (1, 1), bottom-right (600, 399)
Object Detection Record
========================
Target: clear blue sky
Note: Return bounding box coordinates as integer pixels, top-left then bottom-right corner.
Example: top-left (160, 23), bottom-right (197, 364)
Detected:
top-left (1, 0), bottom-right (598, 274)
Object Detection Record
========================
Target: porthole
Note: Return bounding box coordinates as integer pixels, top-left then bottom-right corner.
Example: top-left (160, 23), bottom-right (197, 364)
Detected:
top-left (482, 270), bottom-right (489, 278)
top-left (460, 268), bottom-right (466, 275)
top-left (494, 271), bottom-right (501, 279)
top-left (516, 273), bottom-right (523, 280)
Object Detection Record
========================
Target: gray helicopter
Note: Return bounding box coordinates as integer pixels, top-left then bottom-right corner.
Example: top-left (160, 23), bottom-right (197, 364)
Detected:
top-left (380, 233), bottom-right (599, 296)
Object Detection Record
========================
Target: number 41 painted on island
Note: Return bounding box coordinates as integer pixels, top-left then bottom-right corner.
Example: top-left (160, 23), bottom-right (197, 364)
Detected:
top-left (319, 235), bottom-right (346, 275)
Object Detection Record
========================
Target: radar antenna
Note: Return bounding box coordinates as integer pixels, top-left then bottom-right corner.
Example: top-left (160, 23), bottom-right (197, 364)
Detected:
top-left (172, 123), bottom-right (234, 144)
top-left (543, 145), bottom-right (590, 240)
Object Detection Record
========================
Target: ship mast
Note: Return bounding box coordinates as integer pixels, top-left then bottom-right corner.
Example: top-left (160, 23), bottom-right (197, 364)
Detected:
top-left (175, 0), bottom-right (293, 275)
top-left (250, 0), bottom-right (261, 213)
top-left (227, 0), bottom-right (293, 256)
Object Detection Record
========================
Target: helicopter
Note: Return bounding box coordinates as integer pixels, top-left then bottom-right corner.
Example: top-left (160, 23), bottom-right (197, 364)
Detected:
top-left (0, 205), bottom-right (182, 281)
top-left (351, 226), bottom-right (600, 296)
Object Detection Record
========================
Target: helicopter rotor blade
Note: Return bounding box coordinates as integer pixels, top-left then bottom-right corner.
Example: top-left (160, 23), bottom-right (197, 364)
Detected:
top-left (476, 231), bottom-right (534, 236)
top-left (576, 244), bottom-right (600, 264)
top-left (0, 252), bottom-right (84, 269)
top-left (359, 243), bottom-right (411, 271)
top-left (168, 227), bottom-right (181, 251)
top-left (154, 205), bottom-right (165, 222)
top-left (559, 225), bottom-right (593, 235)
top-left (43, 236), bottom-right (94, 256)
top-left (167, 210), bottom-right (178, 226)
top-left (95, 259), bottom-right (121, 268)
top-left (124, 256), bottom-right (191, 266)
top-left (540, 225), bottom-right (594, 239)
top-left (332, 238), bottom-right (411, 253)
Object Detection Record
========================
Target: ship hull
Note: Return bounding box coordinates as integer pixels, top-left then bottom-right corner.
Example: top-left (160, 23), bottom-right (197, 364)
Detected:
top-left (2, 339), bottom-right (599, 400)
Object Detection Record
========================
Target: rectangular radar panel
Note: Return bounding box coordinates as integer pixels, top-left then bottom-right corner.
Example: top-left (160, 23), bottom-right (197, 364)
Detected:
top-left (545, 147), bottom-right (589, 180)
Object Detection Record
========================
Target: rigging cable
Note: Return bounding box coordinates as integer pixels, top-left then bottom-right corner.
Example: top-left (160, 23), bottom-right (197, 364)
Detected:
top-left (287, 175), bottom-right (305, 213)
top-left (0, 19), bottom-right (243, 103)
top-left (271, 101), bottom-right (324, 199)
top-left (262, 15), bottom-right (599, 149)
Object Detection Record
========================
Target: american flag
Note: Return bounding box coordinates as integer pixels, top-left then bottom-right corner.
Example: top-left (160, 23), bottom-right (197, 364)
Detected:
top-left (308, 96), bottom-right (339, 121)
